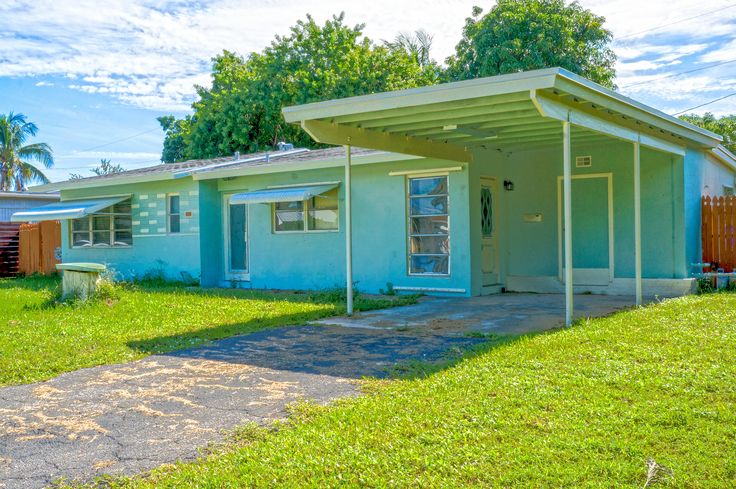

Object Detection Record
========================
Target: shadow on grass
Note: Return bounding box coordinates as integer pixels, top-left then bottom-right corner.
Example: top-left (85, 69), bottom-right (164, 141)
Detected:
top-left (0, 274), bottom-right (60, 291)
top-left (128, 318), bottom-right (524, 380)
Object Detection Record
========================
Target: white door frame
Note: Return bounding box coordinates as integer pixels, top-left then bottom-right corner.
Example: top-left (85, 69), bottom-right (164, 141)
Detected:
top-left (222, 193), bottom-right (250, 281)
top-left (556, 173), bottom-right (614, 284)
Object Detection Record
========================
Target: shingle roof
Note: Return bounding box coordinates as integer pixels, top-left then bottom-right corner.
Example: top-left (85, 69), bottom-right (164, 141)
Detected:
top-left (59, 147), bottom-right (383, 185)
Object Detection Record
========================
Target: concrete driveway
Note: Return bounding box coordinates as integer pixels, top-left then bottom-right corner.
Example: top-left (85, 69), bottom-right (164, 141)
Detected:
top-left (0, 293), bottom-right (633, 488)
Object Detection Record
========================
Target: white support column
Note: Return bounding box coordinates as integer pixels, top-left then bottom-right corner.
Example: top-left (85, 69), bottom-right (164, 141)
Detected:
top-left (634, 140), bottom-right (642, 306)
top-left (563, 121), bottom-right (574, 326)
top-left (344, 143), bottom-right (354, 316)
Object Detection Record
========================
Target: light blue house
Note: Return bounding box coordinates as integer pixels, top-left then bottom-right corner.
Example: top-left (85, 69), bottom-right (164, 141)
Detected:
top-left (15, 68), bottom-right (736, 324)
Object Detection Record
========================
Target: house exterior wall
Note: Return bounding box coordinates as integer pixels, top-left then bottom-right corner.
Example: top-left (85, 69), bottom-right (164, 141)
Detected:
top-left (701, 154), bottom-right (736, 197)
top-left (60, 179), bottom-right (201, 280)
top-left (53, 142), bottom-right (724, 296)
top-left (0, 196), bottom-right (58, 222)
top-left (214, 157), bottom-right (472, 295)
top-left (683, 149), bottom-right (736, 270)
top-left (467, 139), bottom-right (688, 295)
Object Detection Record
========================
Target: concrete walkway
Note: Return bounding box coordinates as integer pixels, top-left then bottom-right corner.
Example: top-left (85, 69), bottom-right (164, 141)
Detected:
top-left (0, 293), bottom-right (634, 488)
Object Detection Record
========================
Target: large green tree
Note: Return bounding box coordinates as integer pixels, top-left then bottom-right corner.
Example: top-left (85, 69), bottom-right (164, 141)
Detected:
top-left (446, 1), bottom-right (616, 87)
top-left (160, 14), bottom-right (440, 162)
top-left (680, 113), bottom-right (736, 154)
top-left (0, 112), bottom-right (54, 191)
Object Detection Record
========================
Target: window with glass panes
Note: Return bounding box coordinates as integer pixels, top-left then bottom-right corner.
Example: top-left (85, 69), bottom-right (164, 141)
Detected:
top-left (408, 176), bottom-right (449, 275)
top-left (168, 194), bottom-right (180, 233)
top-left (273, 188), bottom-right (339, 233)
top-left (71, 200), bottom-right (132, 248)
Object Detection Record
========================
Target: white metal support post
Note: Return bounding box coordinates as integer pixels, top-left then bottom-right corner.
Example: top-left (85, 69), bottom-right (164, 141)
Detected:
top-left (634, 140), bottom-right (642, 306)
top-left (563, 121), bottom-right (573, 326)
top-left (344, 143), bottom-right (354, 316)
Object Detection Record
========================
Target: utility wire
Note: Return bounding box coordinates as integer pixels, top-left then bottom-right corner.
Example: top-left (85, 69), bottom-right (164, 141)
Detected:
top-left (673, 92), bottom-right (736, 115)
top-left (58, 128), bottom-right (161, 157)
top-left (620, 58), bottom-right (736, 89)
top-left (616, 3), bottom-right (736, 40)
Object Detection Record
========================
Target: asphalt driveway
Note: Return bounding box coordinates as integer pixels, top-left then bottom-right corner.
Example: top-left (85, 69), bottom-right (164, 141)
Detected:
top-left (0, 293), bottom-right (633, 488)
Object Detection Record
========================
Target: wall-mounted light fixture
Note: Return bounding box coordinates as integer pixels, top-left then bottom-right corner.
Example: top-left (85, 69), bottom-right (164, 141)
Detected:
top-left (503, 180), bottom-right (514, 191)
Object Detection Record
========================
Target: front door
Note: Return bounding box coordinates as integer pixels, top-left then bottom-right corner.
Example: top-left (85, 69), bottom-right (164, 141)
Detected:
top-left (225, 201), bottom-right (249, 281)
top-left (480, 177), bottom-right (500, 289)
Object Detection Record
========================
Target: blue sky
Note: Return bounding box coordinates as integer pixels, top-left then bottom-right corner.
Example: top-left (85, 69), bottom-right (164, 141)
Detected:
top-left (1, 0), bottom-right (735, 183)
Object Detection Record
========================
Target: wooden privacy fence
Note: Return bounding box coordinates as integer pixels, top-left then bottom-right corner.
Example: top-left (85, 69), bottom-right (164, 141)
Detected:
top-left (18, 221), bottom-right (61, 275)
top-left (0, 222), bottom-right (21, 277)
top-left (702, 196), bottom-right (736, 272)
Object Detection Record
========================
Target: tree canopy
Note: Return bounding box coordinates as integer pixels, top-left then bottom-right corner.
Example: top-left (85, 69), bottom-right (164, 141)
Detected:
top-left (159, 5), bottom-right (618, 162)
top-left (445, 1), bottom-right (616, 87)
top-left (70, 158), bottom-right (125, 180)
top-left (161, 14), bottom-right (439, 162)
top-left (680, 113), bottom-right (736, 154)
top-left (0, 112), bottom-right (53, 191)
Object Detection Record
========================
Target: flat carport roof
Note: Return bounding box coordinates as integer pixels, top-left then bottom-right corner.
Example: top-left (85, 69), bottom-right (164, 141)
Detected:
top-left (282, 67), bottom-right (722, 162)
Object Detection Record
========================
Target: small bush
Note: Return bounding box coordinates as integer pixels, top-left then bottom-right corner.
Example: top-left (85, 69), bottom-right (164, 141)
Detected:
top-left (697, 277), bottom-right (715, 294)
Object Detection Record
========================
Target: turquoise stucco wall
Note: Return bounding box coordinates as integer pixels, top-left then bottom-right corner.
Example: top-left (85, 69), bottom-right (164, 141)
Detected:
top-left (56, 140), bottom-right (723, 294)
top-left (216, 158), bottom-right (472, 294)
top-left (60, 179), bottom-right (201, 280)
top-left (467, 139), bottom-right (686, 294)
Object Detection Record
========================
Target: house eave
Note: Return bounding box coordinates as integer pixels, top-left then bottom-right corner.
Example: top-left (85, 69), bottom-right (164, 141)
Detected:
top-left (191, 152), bottom-right (423, 180)
top-left (31, 172), bottom-right (178, 192)
top-left (711, 145), bottom-right (736, 171)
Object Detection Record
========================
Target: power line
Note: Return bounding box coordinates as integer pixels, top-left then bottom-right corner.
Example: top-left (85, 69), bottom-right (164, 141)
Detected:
top-left (673, 92), bottom-right (736, 115)
top-left (617, 4), bottom-right (736, 40)
top-left (620, 58), bottom-right (736, 89)
top-left (58, 127), bottom-right (161, 157)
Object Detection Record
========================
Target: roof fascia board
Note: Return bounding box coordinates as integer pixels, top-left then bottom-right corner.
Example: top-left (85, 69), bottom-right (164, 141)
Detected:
top-left (193, 152), bottom-right (423, 181)
top-left (301, 120), bottom-right (472, 163)
top-left (552, 72), bottom-right (721, 148)
top-left (31, 172), bottom-right (177, 192)
top-left (531, 90), bottom-right (686, 156)
top-left (282, 69), bottom-right (559, 123)
top-left (711, 145), bottom-right (736, 171)
top-left (0, 192), bottom-right (59, 200)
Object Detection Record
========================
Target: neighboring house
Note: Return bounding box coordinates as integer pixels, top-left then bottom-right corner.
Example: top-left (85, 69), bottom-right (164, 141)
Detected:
top-left (1, 191), bottom-right (59, 276)
top-left (13, 68), bottom-right (736, 323)
top-left (0, 191), bottom-right (59, 223)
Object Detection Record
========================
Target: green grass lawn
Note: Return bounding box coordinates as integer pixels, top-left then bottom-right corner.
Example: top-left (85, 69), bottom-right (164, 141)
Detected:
top-left (0, 275), bottom-right (413, 387)
top-left (91, 293), bottom-right (735, 488)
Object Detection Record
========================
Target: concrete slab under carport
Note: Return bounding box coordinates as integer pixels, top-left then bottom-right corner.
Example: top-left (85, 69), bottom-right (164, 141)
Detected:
top-left (315, 293), bottom-right (642, 335)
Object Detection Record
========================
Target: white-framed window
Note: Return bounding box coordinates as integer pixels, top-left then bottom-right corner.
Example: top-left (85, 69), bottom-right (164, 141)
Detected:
top-left (407, 175), bottom-right (450, 275)
top-left (723, 185), bottom-right (735, 197)
top-left (71, 200), bottom-right (132, 248)
top-left (273, 188), bottom-right (339, 233)
top-left (167, 194), bottom-right (181, 233)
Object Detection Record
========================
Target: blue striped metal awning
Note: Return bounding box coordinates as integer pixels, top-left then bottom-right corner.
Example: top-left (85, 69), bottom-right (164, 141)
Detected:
top-left (229, 183), bottom-right (339, 205)
top-left (11, 196), bottom-right (129, 222)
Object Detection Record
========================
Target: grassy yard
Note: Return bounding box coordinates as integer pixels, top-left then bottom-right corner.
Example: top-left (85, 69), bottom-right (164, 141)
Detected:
top-left (0, 275), bottom-right (413, 387)
top-left (91, 293), bottom-right (735, 488)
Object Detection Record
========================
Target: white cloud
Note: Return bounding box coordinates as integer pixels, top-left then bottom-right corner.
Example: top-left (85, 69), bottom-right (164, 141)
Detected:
top-left (34, 80), bottom-right (54, 87)
top-left (0, 0), bottom-right (474, 110)
top-left (2, 0), bottom-right (736, 115)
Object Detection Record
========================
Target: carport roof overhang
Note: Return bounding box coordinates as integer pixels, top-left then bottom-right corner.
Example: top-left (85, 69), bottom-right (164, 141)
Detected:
top-left (282, 68), bottom-right (723, 163)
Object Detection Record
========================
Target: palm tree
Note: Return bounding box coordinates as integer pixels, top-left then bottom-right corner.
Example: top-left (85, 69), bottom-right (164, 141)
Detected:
top-left (0, 112), bottom-right (54, 191)
top-left (387, 29), bottom-right (435, 68)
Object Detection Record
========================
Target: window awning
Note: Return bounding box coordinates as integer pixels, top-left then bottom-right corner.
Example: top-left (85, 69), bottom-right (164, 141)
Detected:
top-left (229, 183), bottom-right (339, 205)
top-left (11, 196), bottom-right (129, 222)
